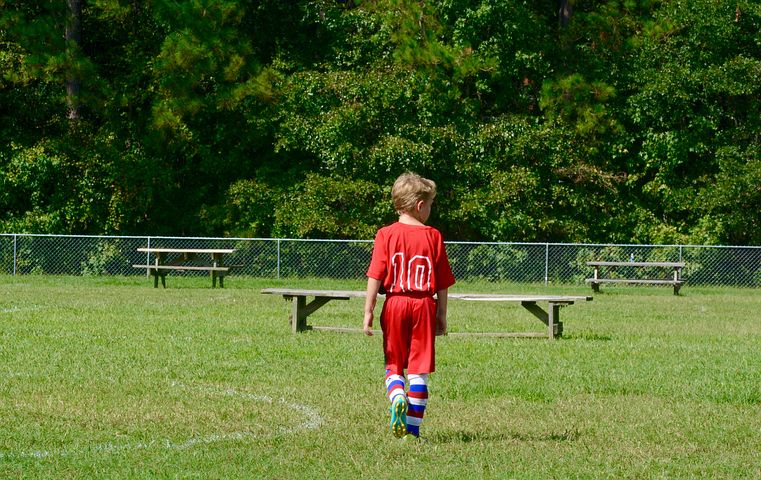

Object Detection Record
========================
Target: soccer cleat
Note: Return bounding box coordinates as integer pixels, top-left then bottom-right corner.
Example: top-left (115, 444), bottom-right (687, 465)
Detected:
top-left (389, 396), bottom-right (408, 438)
top-left (400, 433), bottom-right (427, 443)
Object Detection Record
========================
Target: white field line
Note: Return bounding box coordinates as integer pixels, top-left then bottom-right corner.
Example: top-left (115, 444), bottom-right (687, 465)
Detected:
top-left (0, 382), bottom-right (323, 460)
top-left (172, 382), bottom-right (324, 432)
top-left (0, 305), bottom-right (44, 314)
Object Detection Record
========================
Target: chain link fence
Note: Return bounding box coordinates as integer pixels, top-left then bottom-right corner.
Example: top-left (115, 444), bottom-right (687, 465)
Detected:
top-left (1, 234), bottom-right (760, 287)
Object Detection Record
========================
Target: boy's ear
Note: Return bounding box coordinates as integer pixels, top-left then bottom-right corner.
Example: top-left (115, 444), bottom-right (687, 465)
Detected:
top-left (415, 199), bottom-right (425, 211)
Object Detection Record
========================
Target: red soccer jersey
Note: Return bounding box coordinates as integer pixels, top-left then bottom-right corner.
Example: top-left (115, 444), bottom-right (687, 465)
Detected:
top-left (367, 222), bottom-right (455, 296)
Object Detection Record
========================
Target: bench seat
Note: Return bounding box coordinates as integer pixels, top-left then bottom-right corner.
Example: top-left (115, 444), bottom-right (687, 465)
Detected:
top-left (585, 277), bottom-right (684, 294)
top-left (132, 264), bottom-right (230, 272)
top-left (586, 260), bottom-right (686, 295)
top-left (132, 264), bottom-right (233, 288)
top-left (585, 278), bottom-right (683, 285)
top-left (134, 247), bottom-right (238, 288)
top-left (261, 288), bottom-right (592, 338)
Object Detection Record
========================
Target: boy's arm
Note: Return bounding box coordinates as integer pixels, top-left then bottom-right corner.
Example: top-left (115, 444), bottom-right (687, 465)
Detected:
top-left (363, 277), bottom-right (382, 336)
top-left (436, 288), bottom-right (448, 336)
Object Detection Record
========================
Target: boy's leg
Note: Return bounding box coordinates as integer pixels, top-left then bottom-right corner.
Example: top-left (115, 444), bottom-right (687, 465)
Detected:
top-left (385, 370), bottom-right (408, 438)
top-left (403, 298), bottom-right (435, 437)
top-left (407, 297), bottom-right (437, 374)
top-left (381, 297), bottom-right (414, 438)
top-left (385, 370), bottom-right (406, 403)
top-left (406, 373), bottom-right (429, 437)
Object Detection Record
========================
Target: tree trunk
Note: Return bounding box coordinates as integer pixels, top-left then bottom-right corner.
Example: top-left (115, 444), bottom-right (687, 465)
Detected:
top-left (66, 0), bottom-right (82, 122)
top-left (559, 0), bottom-right (573, 27)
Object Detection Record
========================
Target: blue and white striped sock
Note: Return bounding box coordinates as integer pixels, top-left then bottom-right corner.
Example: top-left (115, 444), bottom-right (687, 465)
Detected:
top-left (406, 374), bottom-right (428, 437)
top-left (385, 370), bottom-right (406, 403)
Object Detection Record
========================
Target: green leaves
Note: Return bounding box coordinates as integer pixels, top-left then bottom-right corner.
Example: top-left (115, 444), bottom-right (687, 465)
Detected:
top-left (272, 174), bottom-right (391, 239)
top-left (622, 0), bottom-right (761, 243)
top-left (540, 74), bottom-right (619, 137)
top-left (696, 146), bottom-right (761, 244)
top-left (1, 1), bottom-right (760, 243)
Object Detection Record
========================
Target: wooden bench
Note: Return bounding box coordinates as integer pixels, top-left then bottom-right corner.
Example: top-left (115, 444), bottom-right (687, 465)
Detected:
top-left (586, 261), bottom-right (686, 295)
top-left (133, 248), bottom-right (237, 288)
top-left (260, 288), bottom-right (592, 339)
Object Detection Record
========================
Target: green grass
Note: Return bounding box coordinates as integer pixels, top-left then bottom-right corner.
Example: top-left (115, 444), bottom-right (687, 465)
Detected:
top-left (1, 275), bottom-right (760, 479)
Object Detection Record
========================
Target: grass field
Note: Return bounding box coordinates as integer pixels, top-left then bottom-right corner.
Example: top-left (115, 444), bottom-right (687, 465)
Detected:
top-left (1, 275), bottom-right (759, 479)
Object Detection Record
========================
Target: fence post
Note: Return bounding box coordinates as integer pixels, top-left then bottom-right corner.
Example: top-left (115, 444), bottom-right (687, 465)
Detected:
top-left (145, 236), bottom-right (151, 278)
top-left (13, 234), bottom-right (17, 276)
top-left (277, 239), bottom-right (281, 279)
top-left (545, 243), bottom-right (549, 286)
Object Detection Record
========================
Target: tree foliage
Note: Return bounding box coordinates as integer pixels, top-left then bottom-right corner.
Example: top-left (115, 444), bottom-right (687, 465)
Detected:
top-left (1, 0), bottom-right (760, 244)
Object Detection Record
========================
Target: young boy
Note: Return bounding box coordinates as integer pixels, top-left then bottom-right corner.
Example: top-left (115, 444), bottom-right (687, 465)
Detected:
top-left (363, 172), bottom-right (456, 439)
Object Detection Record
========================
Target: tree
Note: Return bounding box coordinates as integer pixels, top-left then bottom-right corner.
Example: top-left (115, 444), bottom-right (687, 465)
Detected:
top-left (625, 0), bottom-right (761, 243)
top-left (65, 0), bottom-right (81, 122)
top-left (2, 0), bottom-right (760, 244)
top-left (559, 0), bottom-right (573, 26)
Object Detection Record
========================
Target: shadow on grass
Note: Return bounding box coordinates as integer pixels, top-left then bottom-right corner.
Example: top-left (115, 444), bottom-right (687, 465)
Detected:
top-left (430, 427), bottom-right (581, 444)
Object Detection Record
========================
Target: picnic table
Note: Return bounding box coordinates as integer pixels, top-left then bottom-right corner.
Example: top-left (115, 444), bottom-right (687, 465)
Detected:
top-left (260, 288), bottom-right (593, 339)
top-left (133, 248), bottom-right (237, 288)
top-left (586, 261), bottom-right (686, 295)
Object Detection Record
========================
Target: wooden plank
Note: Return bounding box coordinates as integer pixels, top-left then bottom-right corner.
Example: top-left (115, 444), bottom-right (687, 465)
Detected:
top-left (132, 264), bottom-right (230, 272)
top-left (310, 326), bottom-right (549, 338)
top-left (260, 289), bottom-right (592, 304)
top-left (137, 248), bottom-right (235, 254)
top-left (300, 296), bottom-right (334, 319)
top-left (451, 293), bottom-right (590, 303)
top-left (261, 288), bottom-right (367, 299)
top-left (586, 261), bottom-right (684, 268)
top-left (262, 288), bottom-right (591, 339)
top-left (292, 296), bottom-right (306, 333)
top-left (518, 301), bottom-right (561, 339)
top-left (448, 331), bottom-right (550, 338)
top-left (312, 326), bottom-right (370, 334)
top-left (520, 301), bottom-right (547, 324)
top-left (585, 278), bottom-right (683, 285)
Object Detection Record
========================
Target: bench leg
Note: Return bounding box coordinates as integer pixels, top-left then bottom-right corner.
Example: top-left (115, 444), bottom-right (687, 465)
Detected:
top-left (549, 303), bottom-right (562, 339)
top-left (211, 271), bottom-right (226, 288)
top-left (291, 296), bottom-right (307, 333)
top-left (287, 296), bottom-right (336, 333)
top-left (150, 269), bottom-right (166, 288)
top-left (521, 301), bottom-right (563, 339)
top-left (591, 282), bottom-right (600, 293)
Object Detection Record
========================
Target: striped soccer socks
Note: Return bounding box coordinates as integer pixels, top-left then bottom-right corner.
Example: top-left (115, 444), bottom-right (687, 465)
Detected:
top-left (385, 371), bottom-right (407, 438)
top-left (406, 374), bottom-right (429, 437)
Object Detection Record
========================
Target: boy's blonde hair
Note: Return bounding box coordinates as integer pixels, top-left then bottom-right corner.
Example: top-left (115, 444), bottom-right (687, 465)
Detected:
top-left (392, 172), bottom-right (437, 214)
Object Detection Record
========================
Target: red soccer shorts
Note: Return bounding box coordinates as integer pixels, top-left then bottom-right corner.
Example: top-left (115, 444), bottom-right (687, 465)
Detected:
top-left (380, 295), bottom-right (436, 375)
